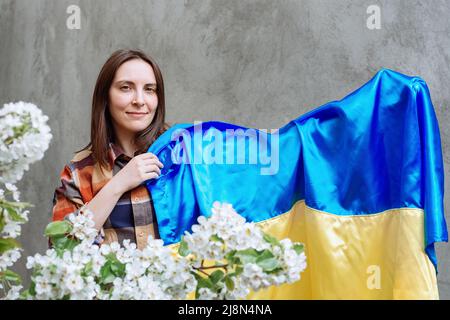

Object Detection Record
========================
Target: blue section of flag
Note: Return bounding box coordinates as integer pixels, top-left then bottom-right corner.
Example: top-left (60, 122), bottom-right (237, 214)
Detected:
top-left (147, 69), bottom-right (447, 270)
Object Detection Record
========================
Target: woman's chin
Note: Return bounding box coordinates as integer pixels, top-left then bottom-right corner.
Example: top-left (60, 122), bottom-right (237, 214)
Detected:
top-left (125, 123), bottom-right (152, 133)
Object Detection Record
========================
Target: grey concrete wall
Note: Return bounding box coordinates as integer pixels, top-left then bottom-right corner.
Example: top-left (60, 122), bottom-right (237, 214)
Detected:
top-left (1, 0), bottom-right (449, 298)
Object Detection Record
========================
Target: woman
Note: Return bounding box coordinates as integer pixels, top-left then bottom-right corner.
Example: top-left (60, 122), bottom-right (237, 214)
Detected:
top-left (52, 49), bottom-right (167, 249)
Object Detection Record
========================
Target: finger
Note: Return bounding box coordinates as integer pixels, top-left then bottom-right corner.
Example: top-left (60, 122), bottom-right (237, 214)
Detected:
top-left (143, 157), bottom-right (164, 168)
top-left (156, 160), bottom-right (164, 168)
top-left (143, 164), bottom-right (161, 176)
top-left (145, 172), bottom-right (160, 181)
top-left (139, 152), bottom-right (157, 160)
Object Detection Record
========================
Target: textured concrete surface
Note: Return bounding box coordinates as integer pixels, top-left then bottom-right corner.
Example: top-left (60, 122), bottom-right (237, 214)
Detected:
top-left (1, 0), bottom-right (449, 298)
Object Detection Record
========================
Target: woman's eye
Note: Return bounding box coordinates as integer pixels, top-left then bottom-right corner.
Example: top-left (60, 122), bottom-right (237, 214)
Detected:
top-left (146, 87), bottom-right (156, 93)
top-left (121, 86), bottom-right (130, 91)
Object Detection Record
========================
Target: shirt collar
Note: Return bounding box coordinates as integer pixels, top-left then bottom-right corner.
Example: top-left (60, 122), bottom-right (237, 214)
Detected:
top-left (108, 142), bottom-right (131, 164)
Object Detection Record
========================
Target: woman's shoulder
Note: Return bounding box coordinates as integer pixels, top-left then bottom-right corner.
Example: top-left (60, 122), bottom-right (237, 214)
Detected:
top-left (58, 146), bottom-right (97, 182)
top-left (69, 145), bottom-right (95, 167)
top-left (70, 147), bottom-right (92, 162)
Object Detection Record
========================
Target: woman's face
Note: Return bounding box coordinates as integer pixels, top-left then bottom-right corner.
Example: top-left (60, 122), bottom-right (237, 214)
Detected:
top-left (108, 59), bottom-right (158, 139)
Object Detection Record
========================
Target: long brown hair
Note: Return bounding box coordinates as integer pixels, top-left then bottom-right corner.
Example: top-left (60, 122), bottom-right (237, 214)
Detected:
top-left (78, 49), bottom-right (167, 171)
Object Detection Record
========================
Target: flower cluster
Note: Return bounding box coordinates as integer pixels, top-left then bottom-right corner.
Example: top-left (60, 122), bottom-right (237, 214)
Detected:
top-left (24, 236), bottom-right (196, 300)
top-left (20, 202), bottom-right (306, 300)
top-left (0, 101), bottom-right (52, 184)
top-left (0, 101), bottom-right (52, 299)
top-left (0, 248), bottom-right (21, 274)
top-left (25, 242), bottom-right (103, 299)
top-left (180, 202), bottom-right (307, 300)
top-left (66, 211), bottom-right (99, 243)
top-left (183, 202), bottom-right (270, 263)
top-left (23, 214), bottom-right (196, 300)
top-left (0, 183), bottom-right (30, 289)
top-left (0, 184), bottom-right (29, 239)
top-left (103, 238), bottom-right (196, 300)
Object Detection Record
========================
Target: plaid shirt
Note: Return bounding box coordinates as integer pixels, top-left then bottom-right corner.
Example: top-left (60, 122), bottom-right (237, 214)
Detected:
top-left (52, 142), bottom-right (159, 249)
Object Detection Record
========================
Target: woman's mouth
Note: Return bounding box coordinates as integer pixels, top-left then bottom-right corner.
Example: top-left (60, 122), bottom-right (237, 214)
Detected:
top-left (126, 112), bottom-right (148, 118)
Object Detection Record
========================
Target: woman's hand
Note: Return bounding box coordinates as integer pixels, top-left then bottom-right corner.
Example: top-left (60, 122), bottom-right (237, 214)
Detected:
top-left (111, 152), bottom-right (164, 195)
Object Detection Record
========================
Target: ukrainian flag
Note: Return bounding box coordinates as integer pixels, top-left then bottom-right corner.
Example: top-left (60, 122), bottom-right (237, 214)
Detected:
top-left (147, 69), bottom-right (447, 299)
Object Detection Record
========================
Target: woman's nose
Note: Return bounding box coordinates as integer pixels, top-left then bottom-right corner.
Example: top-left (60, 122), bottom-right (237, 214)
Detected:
top-left (133, 91), bottom-right (145, 106)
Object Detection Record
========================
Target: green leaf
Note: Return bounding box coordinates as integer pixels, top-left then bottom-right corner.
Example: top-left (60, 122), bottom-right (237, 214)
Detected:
top-left (20, 289), bottom-right (31, 300)
top-left (52, 246), bottom-right (64, 257)
top-left (4, 206), bottom-right (27, 223)
top-left (191, 271), bottom-right (203, 286)
top-left (198, 277), bottom-right (213, 289)
top-left (225, 276), bottom-right (235, 291)
top-left (265, 267), bottom-right (284, 274)
top-left (82, 261), bottom-right (93, 277)
top-left (0, 199), bottom-right (32, 210)
top-left (66, 238), bottom-right (80, 251)
top-left (234, 266), bottom-right (243, 276)
top-left (194, 272), bottom-right (213, 290)
top-left (110, 262), bottom-right (119, 273)
top-left (105, 253), bottom-right (117, 261)
top-left (256, 257), bottom-right (280, 272)
top-left (234, 249), bottom-right (258, 264)
top-left (0, 269), bottom-right (22, 284)
top-left (111, 261), bottom-right (125, 277)
top-left (293, 243), bottom-right (304, 255)
top-left (100, 263), bottom-right (116, 284)
top-left (101, 261), bottom-right (112, 277)
top-left (100, 254), bottom-right (125, 280)
top-left (225, 250), bottom-right (238, 265)
top-left (210, 234), bottom-right (223, 243)
top-left (254, 249), bottom-right (279, 272)
top-left (44, 221), bottom-right (72, 237)
top-left (263, 232), bottom-right (280, 246)
top-left (0, 214), bottom-right (5, 232)
top-left (209, 270), bottom-right (224, 284)
top-left (0, 238), bottom-right (20, 254)
top-left (102, 274), bottom-right (116, 285)
top-left (257, 249), bottom-right (274, 261)
top-left (178, 239), bottom-right (190, 257)
top-left (50, 235), bottom-right (79, 252)
top-left (29, 281), bottom-right (36, 296)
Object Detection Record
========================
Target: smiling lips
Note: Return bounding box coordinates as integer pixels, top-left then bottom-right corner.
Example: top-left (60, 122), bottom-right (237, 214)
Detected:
top-left (126, 112), bottom-right (148, 118)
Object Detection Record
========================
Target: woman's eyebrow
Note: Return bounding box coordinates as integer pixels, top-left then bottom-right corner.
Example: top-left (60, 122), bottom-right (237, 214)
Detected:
top-left (115, 80), bottom-right (156, 86)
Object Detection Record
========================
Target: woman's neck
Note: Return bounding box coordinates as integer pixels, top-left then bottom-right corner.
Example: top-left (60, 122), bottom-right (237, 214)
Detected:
top-left (118, 142), bottom-right (137, 158)
top-left (114, 130), bottom-right (137, 158)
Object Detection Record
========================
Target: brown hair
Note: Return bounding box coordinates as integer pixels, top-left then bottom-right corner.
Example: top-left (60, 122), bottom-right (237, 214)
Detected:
top-left (78, 49), bottom-right (167, 171)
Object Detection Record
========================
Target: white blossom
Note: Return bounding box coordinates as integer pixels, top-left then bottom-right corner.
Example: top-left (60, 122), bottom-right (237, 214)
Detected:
top-left (2, 285), bottom-right (23, 300)
top-left (67, 211), bottom-right (98, 242)
top-left (0, 101), bottom-right (52, 185)
top-left (21, 201), bottom-right (306, 300)
top-left (198, 287), bottom-right (219, 300)
top-left (0, 248), bottom-right (22, 271)
top-left (184, 201), bottom-right (307, 299)
top-left (0, 101), bottom-right (52, 299)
